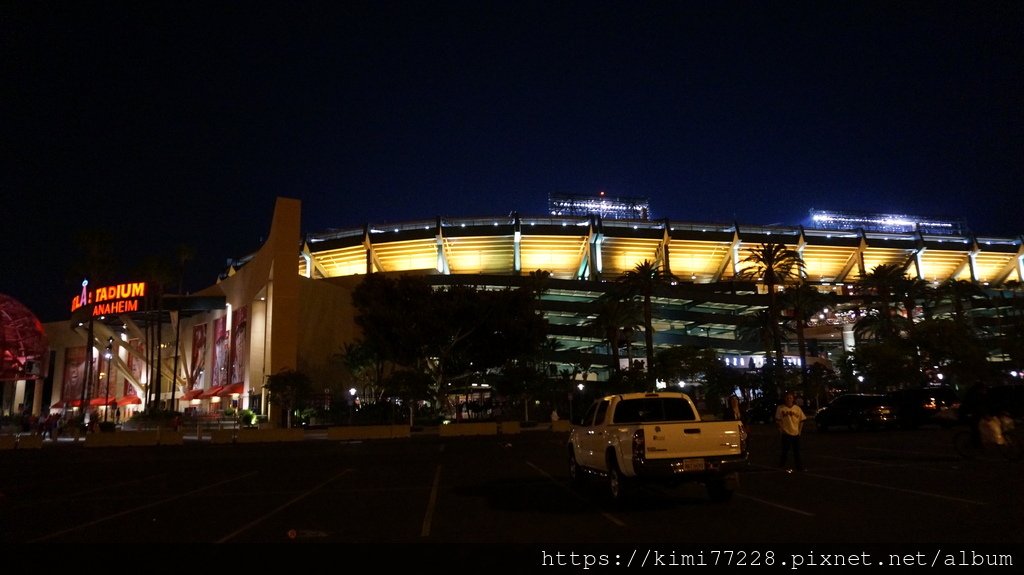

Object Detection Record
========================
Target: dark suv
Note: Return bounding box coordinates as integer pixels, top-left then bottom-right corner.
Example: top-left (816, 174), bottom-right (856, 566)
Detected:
top-left (814, 393), bottom-right (898, 431)
top-left (886, 386), bottom-right (960, 429)
top-left (987, 384), bottom-right (1024, 420)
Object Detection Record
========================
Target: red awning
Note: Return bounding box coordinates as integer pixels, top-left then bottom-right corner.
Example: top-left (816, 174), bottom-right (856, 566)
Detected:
top-left (218, 383), bottom-right (245, 397)
top-left (89, 396), bottom-right (116, 407)
top-left (117, 395), bottom-right (142, 406)
top-left (179, 389), bottom-right (204, 401)
top-left (199, 385), bottom-right (224, 399)
top-left (52, 399), bottom-right (82, 409)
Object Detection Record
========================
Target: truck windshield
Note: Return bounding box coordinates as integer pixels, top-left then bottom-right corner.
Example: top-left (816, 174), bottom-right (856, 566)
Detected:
top-left (612, 398), bottom-right (696, 423)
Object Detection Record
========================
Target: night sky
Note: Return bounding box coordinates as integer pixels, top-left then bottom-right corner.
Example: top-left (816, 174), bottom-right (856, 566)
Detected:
top-left (3, 1), bottom-right (1022, 323)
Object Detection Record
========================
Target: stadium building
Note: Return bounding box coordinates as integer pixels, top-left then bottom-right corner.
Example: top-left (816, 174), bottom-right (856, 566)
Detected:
top-left (5, 197), bottom-right (1023, 425)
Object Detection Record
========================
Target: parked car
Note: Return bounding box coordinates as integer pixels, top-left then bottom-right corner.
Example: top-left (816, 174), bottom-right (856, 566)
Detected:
top-left (986, 384), bottom-right (1024, 420)
top-left (814, 393), bottom-right (898, 431)
top-left (885, 386), bottom-right (960, 429)
top-left (942, 383), bottom-right (1024, 425)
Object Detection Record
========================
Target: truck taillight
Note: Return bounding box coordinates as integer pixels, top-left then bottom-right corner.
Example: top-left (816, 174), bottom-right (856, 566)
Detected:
top-left (633, 429), bottom-right (645, 461)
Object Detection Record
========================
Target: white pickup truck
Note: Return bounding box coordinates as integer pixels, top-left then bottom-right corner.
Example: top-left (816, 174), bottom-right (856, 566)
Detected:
top-left (568, 391), bottom-right (748, 502)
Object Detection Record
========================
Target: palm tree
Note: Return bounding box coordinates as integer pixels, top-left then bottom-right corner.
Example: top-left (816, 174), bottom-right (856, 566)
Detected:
top-left (68, 229), bottom-right (117, 418)
top-left (585, 292), bottom-right (642, 374)
top-left (854, 263), bottom-right (911, 343)
top-left (736, 243), bottom-right (806, 387)
top-left (617, 259), bottom-right (677, 383)
top-left (897, 276), bottom-right (935, 322)
top-left (170, 243), bottom-right (194, 412)
top-left (780, 283), bottom-right (835, 388)
top-left (137, 255), bottom-right (175, 411)
top-left (735, 309), bottom-right (777, 357)
top-left (935, 278), bottom-right (986, 326)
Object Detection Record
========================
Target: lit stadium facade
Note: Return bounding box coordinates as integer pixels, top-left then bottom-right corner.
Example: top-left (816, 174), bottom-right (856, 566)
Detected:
top-left (299, 202), bottom-right (1023, 371)
top-left (11, 197), bottom-right (1023, 425)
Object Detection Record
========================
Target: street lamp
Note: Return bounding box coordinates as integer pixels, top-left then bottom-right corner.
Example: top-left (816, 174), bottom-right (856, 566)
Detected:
top-left (103, 339), bottom-right (113, 422)
top-left (349, 387), bottom-right (357, 425)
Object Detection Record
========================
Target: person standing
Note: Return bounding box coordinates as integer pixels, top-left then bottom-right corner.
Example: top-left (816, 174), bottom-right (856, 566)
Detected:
top-left (959, 382), bottom-right (992, 448)
top-left (723, 395), bottom-right (748, 435)
top-left (775, 391), bottom-right (806, 472)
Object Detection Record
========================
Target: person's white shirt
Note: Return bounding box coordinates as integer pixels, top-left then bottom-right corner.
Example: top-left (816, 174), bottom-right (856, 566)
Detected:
top-left (775, 399), bottom-right (806, 436)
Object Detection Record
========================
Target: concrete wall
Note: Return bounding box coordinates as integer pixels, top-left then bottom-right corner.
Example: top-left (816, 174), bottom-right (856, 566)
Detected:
top-left (438, 422), bottom-right (498, 437)
top-left (0, 434), bottom-right (43, 450)
top-left (326, 425), bottom-right (411, 440)
top-left (84, 430), bottom-right (183, 447)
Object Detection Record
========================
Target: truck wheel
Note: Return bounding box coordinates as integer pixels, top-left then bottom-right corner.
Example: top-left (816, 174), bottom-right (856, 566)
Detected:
top-left (706, 477), bottom-right (734, 503)
top-left (568, 448), bottom-right (584, 487)
top-left (607, 456), bottom-right (629, 501)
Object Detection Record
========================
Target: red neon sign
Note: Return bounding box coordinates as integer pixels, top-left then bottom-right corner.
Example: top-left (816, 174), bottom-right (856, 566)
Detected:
top-left (70, 280), bottom-right (147, 317)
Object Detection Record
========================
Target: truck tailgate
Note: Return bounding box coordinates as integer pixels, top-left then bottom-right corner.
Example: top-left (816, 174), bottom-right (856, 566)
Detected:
top-left (641, 421), bottom-right (744, 459)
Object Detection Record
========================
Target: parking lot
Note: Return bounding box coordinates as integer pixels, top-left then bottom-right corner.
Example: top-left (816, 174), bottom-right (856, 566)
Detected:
top-left (2, 423), bottom-right (1021, 565)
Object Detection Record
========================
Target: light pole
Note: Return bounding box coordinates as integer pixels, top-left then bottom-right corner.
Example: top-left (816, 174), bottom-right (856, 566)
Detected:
top-left (349, 387), bottom-right (357, 425)
top-left (103, 339), bottom-right (113, 422)
top-left (575, 382), bottom-right (585, 421)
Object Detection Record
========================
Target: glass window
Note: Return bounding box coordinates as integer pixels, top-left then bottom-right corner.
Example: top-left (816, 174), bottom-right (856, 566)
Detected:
top-left (580, 401), bottom-right (599, 426)
top-left (612, 397), bottom-right (696, 423)
top-left (594, 399), bottom-right (610, 425)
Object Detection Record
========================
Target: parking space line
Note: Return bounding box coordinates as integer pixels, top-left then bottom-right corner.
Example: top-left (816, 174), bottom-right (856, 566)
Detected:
top-left (217, 469), bottom-right (352, 543)
top-left (30, 471), bottom-right (260, 542)
top-left (821, 453), bottom-right (959, 472)
top-left (737, 493), bottom-right (815, 516)
top-left (421, 465), bottom-right (442, 537)
top-left (819, 454), bottom-right (889, 465)
top-left (800, 471), bottom-right (986, 505)
top-left (11, 473), bottom-right (166, 510)
top-left (526, 460), bottom-right (627, 527)
top-left (856, 446), bottom-right (946, 456)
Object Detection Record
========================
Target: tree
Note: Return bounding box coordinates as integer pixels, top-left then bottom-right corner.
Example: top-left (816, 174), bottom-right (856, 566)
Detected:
top-left (853, 264), bottom-right (930, 380)
top-left (934, 279), bottom-right (986, 326)
top-left (847, 342), bottom-right (919, 392)
top-left (653, 345), bottom-right (720, 393)
top-left (335, 341), bottom-right (386, 402)
top-left (137, 253), bottom-right (175, 412)
top-left (734, 308), bottom-right (794, 395)
top-left (736, 243), bottom-right (806, 389)
top-left (351, 273), bottom-right (434, 370)
top-left (585, 291), bottom-right (642, 374)
top-left (265, 368), bottom-right (313, 428)
top-left (383, 369), bottom-right (435, 426)
top-left (912, 318), bottom-right (993, 388)
top-left (170, 243), bottom-right (194, 412)
top-left (349, 273), bottom-right (549, 421)
top-left (780, 283), bottom-right (835, 387)
top-left (616, 259), bottom-right (677, 384)
top-left (68, 229), bottom-right (117, 417)
top-left (854, 263), bottom-right (911, 343)
top-left (492, 360), bottom-right (548, 421)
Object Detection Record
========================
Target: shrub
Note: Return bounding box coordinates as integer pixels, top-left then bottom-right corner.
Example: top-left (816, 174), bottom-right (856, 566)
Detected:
top-left (238, 409), bottom-right (256, 426)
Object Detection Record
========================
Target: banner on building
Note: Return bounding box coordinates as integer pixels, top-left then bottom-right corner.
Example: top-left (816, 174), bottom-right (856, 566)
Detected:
top-left (231, 305), bottom-right (248, 386)
top-left (212, 316), bottom-right (228, 388)
top-left (190, 323), bottom-right (207, 389)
